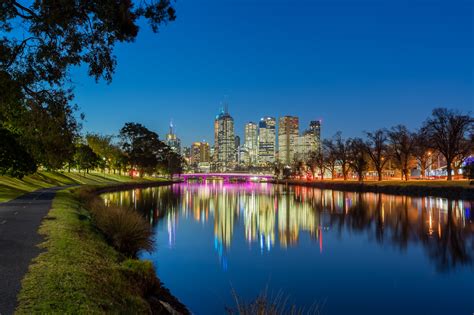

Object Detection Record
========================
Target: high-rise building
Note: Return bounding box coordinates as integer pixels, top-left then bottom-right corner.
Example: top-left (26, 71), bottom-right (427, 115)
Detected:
top-left (309, 120), bottom-right (321, 152)
top-left (258, 117), bottom-right (276, 164)
top-left (244, 122), bottom-right (258, 165)
top-left (190, 142), bottom-right (210, 164)
top-left (296, 120), bottom-right (321, 162)
top-left (165, 121), bottom-right (181, 154)
top-left (296, 130), bottom-right (317, 162)
top-left (278, 116), bottom-right (299, 165)
top-left (214, 107), bottom-right (236, 171)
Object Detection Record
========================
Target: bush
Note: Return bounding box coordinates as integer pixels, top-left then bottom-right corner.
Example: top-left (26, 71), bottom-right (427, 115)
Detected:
top-left (75, 188), bottom-right (153, 258)
top-left (94, 203), bottom-right (153, 257)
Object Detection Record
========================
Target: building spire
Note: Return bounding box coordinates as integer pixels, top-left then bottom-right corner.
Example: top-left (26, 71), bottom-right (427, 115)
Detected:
top-left (169, 120), bottom-right (174, 135)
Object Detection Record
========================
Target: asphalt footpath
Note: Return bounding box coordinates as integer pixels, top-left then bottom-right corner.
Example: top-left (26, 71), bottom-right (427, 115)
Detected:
top-left (0, 187), bottom-right (68, 314)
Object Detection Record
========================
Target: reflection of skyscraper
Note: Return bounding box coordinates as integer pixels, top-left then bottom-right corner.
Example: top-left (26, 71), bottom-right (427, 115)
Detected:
top-left (258, 117), bottom-right (276, 164)
top-left (278, 116), bottom-right (299, 165)
top-left (165, 121), bottom-right (181, 154)
top-left (244, 122), bottom-right (258, 165)
top-left (214, 107), bottom-right (236, 171)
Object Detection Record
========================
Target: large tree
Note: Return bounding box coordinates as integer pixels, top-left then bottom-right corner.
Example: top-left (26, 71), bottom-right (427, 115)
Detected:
top-left (1, 0), bottom-right (175, 172)
top-left (73, 144), bottom-right (100, 175)
top-left (422, 108), bottom-right (473, 180)
top-left (388, 125), bottom-right (416, 181)
top-left (348, 138), bottom-right (368, 181)
top-left (412, 129), bottom-right (436, 178)
top-left (0, 127), bottom-right (37, 178)
top-left (364, 129), bottom-right (389, 181)
top-left (331, 132), bottom-right (351, 180)
top-left (119, 122), bottom-right (166, 177)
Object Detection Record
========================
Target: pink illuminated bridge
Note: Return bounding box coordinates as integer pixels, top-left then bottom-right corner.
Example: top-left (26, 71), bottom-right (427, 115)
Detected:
top-left (176, 173), bottom-right (275, 182)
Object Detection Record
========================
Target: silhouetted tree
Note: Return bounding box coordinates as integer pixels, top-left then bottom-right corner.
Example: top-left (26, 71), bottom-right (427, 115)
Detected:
top-left (332, 132), bottom-right (351, 180)
top-left (388, 125), bottom-right (416, 180)
top-left (348, 138), bottom-right (368, 181)
top-left (364, 129), bottom-right (389, 181)
top-left (422, 108), bottom-right (473, 180)
top-left (322, 138), bottom-right (338, 179)
top-left (119, 122), bottom-right (166, 177)
top-left (0, 127), bottom-right (36, 178)
top-left (412, 129), bottom-right (436, 178)
top-left (73, 144), bottom-right (100, 175)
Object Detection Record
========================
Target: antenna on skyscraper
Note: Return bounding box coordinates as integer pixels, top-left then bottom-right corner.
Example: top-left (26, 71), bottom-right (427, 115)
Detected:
top-left (223, 94), bottom-right (229, 114)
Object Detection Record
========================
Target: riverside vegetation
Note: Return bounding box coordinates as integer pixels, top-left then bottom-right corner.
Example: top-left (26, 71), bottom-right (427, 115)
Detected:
top-left (16, 183), bottom-right (188, 314)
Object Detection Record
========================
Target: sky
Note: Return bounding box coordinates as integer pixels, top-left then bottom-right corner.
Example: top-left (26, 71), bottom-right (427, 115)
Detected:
top-left (72, 0), bottom-right (473, 146)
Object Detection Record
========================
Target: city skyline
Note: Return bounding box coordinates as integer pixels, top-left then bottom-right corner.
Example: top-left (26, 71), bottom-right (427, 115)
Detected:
top-left (72, 0), bottom-right (472, 145)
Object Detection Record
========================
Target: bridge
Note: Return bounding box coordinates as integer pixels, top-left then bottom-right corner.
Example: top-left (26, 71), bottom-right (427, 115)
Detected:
top-left (177, 173), bottom-right (274, 182)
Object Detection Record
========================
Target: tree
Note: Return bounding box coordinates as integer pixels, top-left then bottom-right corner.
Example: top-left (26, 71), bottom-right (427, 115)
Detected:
top-left (412, 130), bottom-right (436, 178)
top-left (73, 144), bottom-right (100, 175)
top-left (422, 108), bottom-right (473, 180)
top-left (165, 150), bottom-right (185, 178)
top-left (322, 138), bottom-right (338, 179)
top-left (1, 0), bottom-right (175, 97)
top-left (388, 125), bottom-right (416, 180)
top-left (0, 127), bottom-right (37, 178)
top-left (332, 132), bottom-right (351, 180)
top-left (308, 150), bottom-right (325, 180)
top-left (364, 129), bottom-right (389, 181)
top-left (1, 1), bottom-right (175, 173)
top-left (348, 138), bottom-right (368, 181)
top-left (119, 122), bottom-right (166, 177)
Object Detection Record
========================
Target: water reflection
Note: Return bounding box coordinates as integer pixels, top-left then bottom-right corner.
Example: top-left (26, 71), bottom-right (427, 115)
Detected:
top-left (103, 182), bottom-right (473, 272)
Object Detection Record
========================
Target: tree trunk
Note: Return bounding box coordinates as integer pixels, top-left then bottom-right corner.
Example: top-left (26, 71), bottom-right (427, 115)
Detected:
top-left (377, 168), bottom-right (382, 181)
top-left (446, 160), bottom-right (452, 180)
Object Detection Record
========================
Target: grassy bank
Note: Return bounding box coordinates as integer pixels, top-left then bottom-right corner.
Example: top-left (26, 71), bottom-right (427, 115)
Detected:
top-left (0, 171), bottom-right (159, 202)
top-left (16, 184), bottom-right (187, 314)
top-left (277, 179), bottom-right (474, 200)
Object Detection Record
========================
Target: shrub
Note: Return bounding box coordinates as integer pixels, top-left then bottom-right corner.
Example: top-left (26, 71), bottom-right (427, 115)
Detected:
top-left (74, 188), bottom-right (154, 258)
top-left (93, 204), bottom-right (153, 257)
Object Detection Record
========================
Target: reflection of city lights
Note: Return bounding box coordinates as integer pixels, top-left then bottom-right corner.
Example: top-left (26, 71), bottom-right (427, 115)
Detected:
top-left (102, 183), bottom-right (473, 267)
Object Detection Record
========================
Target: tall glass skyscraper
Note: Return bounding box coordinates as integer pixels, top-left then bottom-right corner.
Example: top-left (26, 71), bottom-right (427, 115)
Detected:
top-left (165, 121), bottom-right (181, 154)
top-left (258, 117), bottom-right (276, 164)
top-left (214, 108), bottom-right (236, 171)
top-left (244, 122), bottom-right (258, 165)
top-left (278, 116), bottom-right (299, 165)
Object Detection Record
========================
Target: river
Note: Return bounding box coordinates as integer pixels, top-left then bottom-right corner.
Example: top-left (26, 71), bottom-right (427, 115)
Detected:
top-left (102, 182), bottom-right (474, 314)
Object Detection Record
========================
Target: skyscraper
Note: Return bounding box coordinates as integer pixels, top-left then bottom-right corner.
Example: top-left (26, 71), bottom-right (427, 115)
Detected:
top-left (165, 121), bottom-right (181, 154)
top-left (258, 117), bottom-right (276, 164)
top-left (296, 120), bottom-right (321, 162)
top-left (309, 120), bottom-right (322, 152)
top-left (191, 141), bottom-right (210, 165)
top-left (214, 107), bottom-right (236, 171)
top-left (244, 122), bottom-right (258, 165)
top-left (278, 116), bottom-right (299, 165)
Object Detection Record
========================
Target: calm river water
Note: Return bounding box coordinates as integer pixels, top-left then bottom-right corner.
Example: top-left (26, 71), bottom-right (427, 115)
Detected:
top-left (102, 182), bottom-right (474, 314)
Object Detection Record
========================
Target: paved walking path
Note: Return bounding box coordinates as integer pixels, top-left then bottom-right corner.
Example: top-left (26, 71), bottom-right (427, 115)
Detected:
top-left (0, 187), bottom-right (68, 314)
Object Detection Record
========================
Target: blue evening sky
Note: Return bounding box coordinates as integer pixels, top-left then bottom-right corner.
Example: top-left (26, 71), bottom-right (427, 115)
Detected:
top-left (72, 0), bottom-right (473, 146)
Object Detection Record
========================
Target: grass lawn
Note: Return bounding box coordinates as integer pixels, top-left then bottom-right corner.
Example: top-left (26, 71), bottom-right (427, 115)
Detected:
top-left (0, 171), bottom-right (161, 203)
top-left (16, 188), bottom-right (154, 314)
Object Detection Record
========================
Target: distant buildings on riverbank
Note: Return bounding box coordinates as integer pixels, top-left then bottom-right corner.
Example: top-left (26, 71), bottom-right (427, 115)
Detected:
top-left (180, 106), bottom-right (321, 172)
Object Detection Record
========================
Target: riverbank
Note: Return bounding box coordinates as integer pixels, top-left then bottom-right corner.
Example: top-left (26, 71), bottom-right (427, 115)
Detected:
top-left (273, 179), bottom-right (474, 200)
top-left (0, 171), bottom-right (162, 203)
top-left (14, 180), bottom-right (188, 314)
